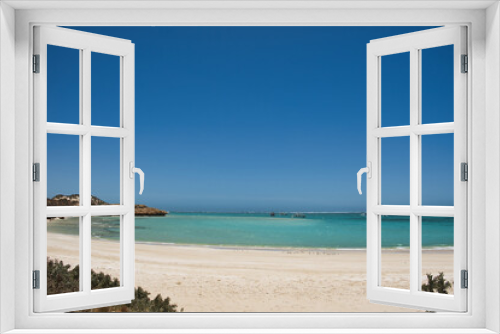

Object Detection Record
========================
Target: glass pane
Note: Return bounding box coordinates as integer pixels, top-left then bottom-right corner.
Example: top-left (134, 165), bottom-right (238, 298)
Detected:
top-left (421, 134), bottom-right (454, 206)
top-left (47, 216), bottom-right (81, 294)
top-left (421, 45), bottom-right (454, 124)
top-left (91, 215), bottom-right (121, 290)
top-left (380, 215), bottom-right (410, 290)
top-left (91, 137), bottom-right (121, 205)
top-left (381, 136), bottom-right (410, 205)
top-left (381, 52), bottom-right (410, 127)
top-left (92, 52), bottom-right (121, 127)
top-left (47, 134), bottom-right (80, 205)
top-left (421, 216), bottom-right (454, 295)
top-left (47, 45), bottom-right (80, 124)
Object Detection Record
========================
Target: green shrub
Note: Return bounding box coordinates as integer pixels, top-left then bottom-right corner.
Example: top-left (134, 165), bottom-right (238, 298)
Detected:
top-left (421, 272), bottom-right (452, 294)
top-left (47, 258), bottom-right (180, 312)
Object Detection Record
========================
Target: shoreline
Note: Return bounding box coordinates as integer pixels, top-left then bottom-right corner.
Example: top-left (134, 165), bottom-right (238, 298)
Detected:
top-left (134, 240), bottom-right (453, 252)
top-left (54, 233), bottom-right (455, 252)
top-left (49, 226), bottom-right (453, 252)
top-left (47, 232), bottom-right (454, 313)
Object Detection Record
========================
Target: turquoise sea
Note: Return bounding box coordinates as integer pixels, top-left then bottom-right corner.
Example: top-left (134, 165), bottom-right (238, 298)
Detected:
top-left (47, 213), bottom-right (454, 249)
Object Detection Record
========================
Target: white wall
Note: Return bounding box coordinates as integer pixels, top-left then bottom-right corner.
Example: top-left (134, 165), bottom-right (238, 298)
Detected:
top-left (0, 2), bottom-right (16, 333)
top-left (485, 2), bottom-right (500, 333)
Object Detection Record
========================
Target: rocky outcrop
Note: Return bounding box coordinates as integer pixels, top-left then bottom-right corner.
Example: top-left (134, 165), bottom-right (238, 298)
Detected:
top-left (47, 194), bottom-right (167, 216)
top-left (47, 194), bottom-right (80, 206)
top-left (47, 194), bottom-right (107, 206)
top-left (135, 204), bottom-right (168, 216)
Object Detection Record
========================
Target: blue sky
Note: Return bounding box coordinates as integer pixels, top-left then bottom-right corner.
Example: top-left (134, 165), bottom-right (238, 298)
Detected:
top-left (47, 26), bottom-right (454, 212)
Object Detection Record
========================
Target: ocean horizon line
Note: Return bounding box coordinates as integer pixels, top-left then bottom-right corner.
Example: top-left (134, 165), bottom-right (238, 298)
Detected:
top-left (167, 211), bottom-right (367, 214)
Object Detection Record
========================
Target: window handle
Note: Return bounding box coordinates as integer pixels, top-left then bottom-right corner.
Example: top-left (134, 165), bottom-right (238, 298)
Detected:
top-left (357, 162), bottom-right (371, 195)
top-left (129, 162), bottom-right (145, 195)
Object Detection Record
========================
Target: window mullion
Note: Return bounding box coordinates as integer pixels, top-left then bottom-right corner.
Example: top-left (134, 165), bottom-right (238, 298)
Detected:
top-left (81, 47), bottom-right (92, 294)
top-left (82, 48), bottom-right (91, 208)
top-left (409, 48), bottom-right (420, 294)
top-left (81, 214), bottom-right (91, 293)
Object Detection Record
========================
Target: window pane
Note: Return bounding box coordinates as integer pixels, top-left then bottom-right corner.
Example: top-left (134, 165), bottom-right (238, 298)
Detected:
top-left (380, 215), bottom-right (410, 290)
top-left (47, 134), bottom-right (80, 205)
top-left (421, 134), bottom-right (454, 206)
top-left (47, 216), bottom-right (81, 294)
top-left (91, 215), bottom-right (121, 290)
top-left (421, 45), bottom-right (454, 124)
top-left (47, 45), bottom-right (80, 124)
top-left (92, 52), bottom-right (121, 127)
top-left (381, 52), bottom-right (410, 127)
top-left (381, 136), bottom-right (410, 205)
top-left (421, 216), bottom-right (454, 295)
top-left (91, 137), bottom-right (121, 205)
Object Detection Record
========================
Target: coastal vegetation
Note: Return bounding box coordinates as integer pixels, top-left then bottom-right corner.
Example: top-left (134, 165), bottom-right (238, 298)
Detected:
top-left (47, 258), bottom-right (180, 312)
top-left (421, 272), bottom-right (452, 294)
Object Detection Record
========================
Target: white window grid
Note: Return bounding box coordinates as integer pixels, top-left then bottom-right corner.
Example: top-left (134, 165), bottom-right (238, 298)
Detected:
top-left (366, 26), bottom-right (468, 312)
top-left (33, 26), bottom-right (136, 313)
top-left (8, 8), bottom-right (489, 330)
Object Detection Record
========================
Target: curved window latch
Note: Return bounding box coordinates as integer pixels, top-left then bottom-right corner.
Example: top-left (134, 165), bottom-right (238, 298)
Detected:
top-left (357, 162), bottom-right (372, 195)
top-left (129, 162), bottom-right (145, 195)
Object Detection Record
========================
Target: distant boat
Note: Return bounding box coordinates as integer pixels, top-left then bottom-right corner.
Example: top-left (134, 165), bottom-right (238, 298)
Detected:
top-left (270, 212), bottom-right (275, 217)
top-left (291, 213), bottom-right (306, 218)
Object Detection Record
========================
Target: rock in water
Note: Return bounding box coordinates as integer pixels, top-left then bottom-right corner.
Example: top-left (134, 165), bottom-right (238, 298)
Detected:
top-left (135, 204), bottom-right (168, 216)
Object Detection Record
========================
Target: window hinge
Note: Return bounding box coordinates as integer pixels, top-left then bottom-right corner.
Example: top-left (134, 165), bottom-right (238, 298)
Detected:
top-left (33, 270), bottom-right (40, 289)
top-left (461, 270), bottom-right (468, 289)
top-left (461, 54), bottom-right (468, 73)
top-left (33, 54), bottom-right (40, 73)
top-left (461, 162), bottom-right (468, 182)
top-left (33, 163), bottom-right (40, 182)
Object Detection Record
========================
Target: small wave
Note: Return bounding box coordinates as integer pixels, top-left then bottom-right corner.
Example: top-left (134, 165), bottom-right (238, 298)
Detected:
top-left (422, 246), bottom-right (454, 250)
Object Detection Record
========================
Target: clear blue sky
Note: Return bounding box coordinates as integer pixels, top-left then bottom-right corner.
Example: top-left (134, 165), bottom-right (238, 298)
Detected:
top-left (47, 26), bottom-right (454, 212)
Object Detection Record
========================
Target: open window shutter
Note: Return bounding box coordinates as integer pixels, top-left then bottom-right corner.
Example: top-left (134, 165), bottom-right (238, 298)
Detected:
top-left (365, 26), bottom-right (467, 312)
top-left (33, 26), bottom-right (136, 312)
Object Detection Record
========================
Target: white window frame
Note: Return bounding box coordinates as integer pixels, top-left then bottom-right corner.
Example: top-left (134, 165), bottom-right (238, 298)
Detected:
top-left (0, 1), bottom-right (499, 333)
top-left (33, 26), bottom-right (136, 312)
top-left (366, 26), bottom-right (468, 312)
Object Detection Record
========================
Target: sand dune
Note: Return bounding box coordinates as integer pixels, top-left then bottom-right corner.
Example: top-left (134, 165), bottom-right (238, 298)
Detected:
top-left (47, 232), bottom-right (454, 313)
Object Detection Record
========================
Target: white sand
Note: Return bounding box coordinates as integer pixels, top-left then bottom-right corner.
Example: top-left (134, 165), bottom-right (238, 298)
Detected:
top-left (48, 232), bottom-right (454, 312)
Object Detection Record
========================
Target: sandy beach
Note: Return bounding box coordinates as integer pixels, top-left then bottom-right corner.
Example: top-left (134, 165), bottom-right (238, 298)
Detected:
top-left (48, 232), bottom-right (454, 313)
